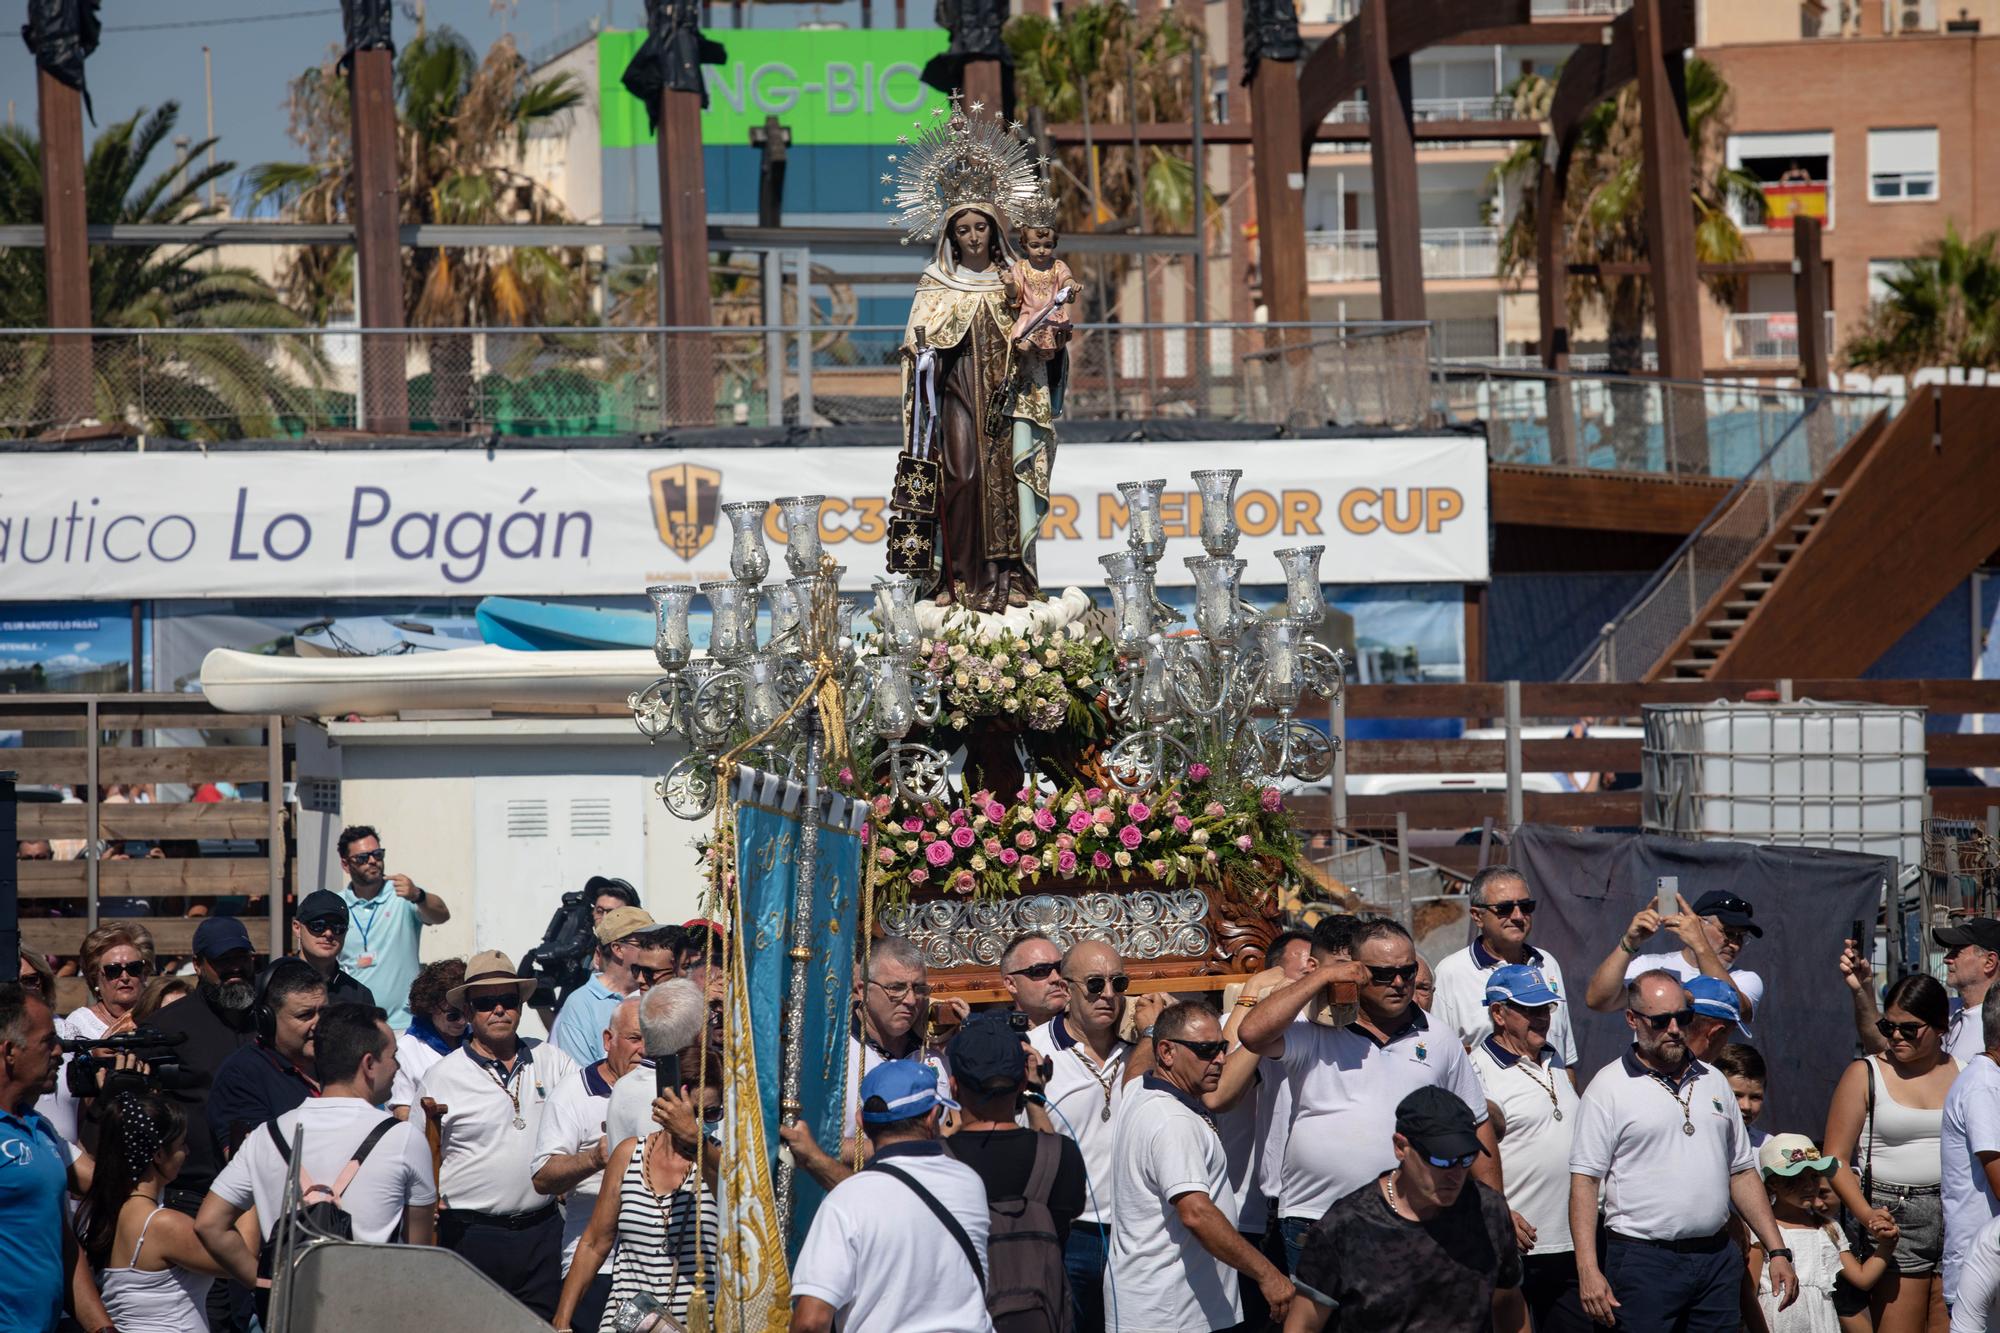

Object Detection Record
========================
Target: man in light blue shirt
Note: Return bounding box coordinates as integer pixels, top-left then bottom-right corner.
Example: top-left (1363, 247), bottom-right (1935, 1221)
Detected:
top-left (336, 824), bottom-right (450, 1031)
top-left (547, 907), bottom-right (677, 1067)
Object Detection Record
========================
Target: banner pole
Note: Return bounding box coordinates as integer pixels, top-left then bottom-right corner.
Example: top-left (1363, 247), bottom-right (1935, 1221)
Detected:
top-left (774, 703), bottom-right (824, 1238)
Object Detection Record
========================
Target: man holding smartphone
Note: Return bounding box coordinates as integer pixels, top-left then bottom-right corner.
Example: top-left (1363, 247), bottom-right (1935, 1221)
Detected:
top-left (1584, 889), bottom-right (1764, 1020)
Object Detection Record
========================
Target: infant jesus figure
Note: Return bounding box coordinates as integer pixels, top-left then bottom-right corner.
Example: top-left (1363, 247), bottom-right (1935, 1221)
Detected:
top-left (1009, 224), bottom-right (1080, 360)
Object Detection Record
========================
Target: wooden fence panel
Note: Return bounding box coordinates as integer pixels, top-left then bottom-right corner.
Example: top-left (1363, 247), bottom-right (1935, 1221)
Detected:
top-left (19, 859), bottom-right (275, 897)
top-left (21, 918), bottom-right (272, 957)
top-left (20, 801), bottom-right (274, 840)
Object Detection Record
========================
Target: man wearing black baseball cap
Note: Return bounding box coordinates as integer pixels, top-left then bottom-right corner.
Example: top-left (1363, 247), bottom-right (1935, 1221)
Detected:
top-left (254, 889), bottom-right (376, 1009)
top-left (1585, 888), bottom-right (1765, 1020)
top-left (1288, 1086), bottom-right (1525, 1332)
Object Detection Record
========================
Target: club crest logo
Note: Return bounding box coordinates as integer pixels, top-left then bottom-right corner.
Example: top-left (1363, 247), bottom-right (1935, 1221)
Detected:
top-left (1712, 1097), bottom-right (1726, 1114)
top-left (1414, 1042), bottom-right (1428, 1062)
top-left (649, 463), bottom-right (722, 560)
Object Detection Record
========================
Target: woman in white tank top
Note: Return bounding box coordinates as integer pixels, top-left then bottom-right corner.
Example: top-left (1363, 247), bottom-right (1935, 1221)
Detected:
top-left (77, 1092), bottom-right (257, 1333)
top-left (1824, 974), bottom-right (1959, 1333)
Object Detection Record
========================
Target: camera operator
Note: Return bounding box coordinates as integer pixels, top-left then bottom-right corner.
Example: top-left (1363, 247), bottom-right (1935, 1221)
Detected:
top-left (145, 919), bottom-right (260, 1213)
top-left (206, 959), bottom-right (325, 1162)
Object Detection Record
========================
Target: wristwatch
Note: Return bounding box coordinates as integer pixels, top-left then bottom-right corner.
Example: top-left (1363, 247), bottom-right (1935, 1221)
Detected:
top-left (1141, 1025), bottom-right (1156, 1037)
top-left (1767, 1247), bottom-right (1795, 1263)
top-left (415, 886), bottom-right (428, 906)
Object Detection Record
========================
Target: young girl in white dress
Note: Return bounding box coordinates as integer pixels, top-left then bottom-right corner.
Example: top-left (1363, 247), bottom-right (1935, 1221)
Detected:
top-left (1750, 1134), bottom-right (1898, 1333)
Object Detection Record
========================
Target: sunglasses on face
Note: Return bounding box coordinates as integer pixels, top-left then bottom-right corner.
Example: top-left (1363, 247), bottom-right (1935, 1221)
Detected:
top-left (1634, 1009), bottom-right (1695, 1030)
top-left (438, 1007), bottom-right (465, 1024)
top-left (467, 992), bottom-right (522, 1013)
top-left (346, 848), bottom-right (386, 863)
top-left (15, 972), bottom-right (45, 995)
top-left (1007, 961), bottom-right (1062, 981)
top-left (1366, 963), bottom-right (1420, 985)
top-left (1080, 974), bottom-right (1131, 997)
top-left (701, 1104), bottom-right (726, 1124)
top-left (1167, 1037), bottom-right (1228, 1062)
top-left (1479, 898), bottom-right (1537, 918)
top-left (631, 965), bottom-right (665, 986)
top-left (1877, 1019), bottom-right (1930, 1042)
top-left (99, 961), bottom-right (150, 982)
top-left (302, 919), bottom-right (347, 938)
top-left (1422, 1151), bottom-right (1480, 1170)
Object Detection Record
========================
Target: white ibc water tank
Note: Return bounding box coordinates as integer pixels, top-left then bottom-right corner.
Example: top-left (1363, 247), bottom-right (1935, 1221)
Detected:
top-left (1642, 700), bottom-right (1925, 864)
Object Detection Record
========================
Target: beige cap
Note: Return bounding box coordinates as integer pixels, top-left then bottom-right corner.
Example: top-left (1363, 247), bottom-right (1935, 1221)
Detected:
top-left (594, 905), bottom-right (659, 946)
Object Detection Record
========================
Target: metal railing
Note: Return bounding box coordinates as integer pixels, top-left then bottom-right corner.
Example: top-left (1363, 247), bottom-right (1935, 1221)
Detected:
top-left (1305, 227), bottom-right (1503, 283)
top-left (1325, 94), bottom-right (1517, 125)
top-left (0, 320), bottom-right (1439, 439)
top-left (1725, 311), bottom-right (1839, 363)
top-left (1560, 384), bottom-right (1896, 682)
top-left (1310, 0), bottom-right (1629, 25)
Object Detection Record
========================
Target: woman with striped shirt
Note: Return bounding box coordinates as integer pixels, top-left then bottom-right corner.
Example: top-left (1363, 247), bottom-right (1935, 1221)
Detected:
top-left (552, 1045), bottom-right (721, 1332)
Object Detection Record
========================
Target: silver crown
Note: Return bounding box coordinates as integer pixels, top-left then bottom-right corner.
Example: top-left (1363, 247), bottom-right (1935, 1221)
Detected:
top-left (882, 94), bottom-right (1043, 247)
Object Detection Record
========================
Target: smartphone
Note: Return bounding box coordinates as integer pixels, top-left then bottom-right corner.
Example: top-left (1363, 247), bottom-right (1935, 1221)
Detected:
top-left (1655, 876), bottom-right (1678, 917)
top-left (1852, 919), bottom-right (1867, 948)
top-left (1007, 1010), bottom-right (1031, 1033)
top-left (655, 1053), bottom-right (682, 1099)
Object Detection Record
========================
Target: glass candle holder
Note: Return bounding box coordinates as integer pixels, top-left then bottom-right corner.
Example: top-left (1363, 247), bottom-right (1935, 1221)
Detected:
top-left (701, 579), bottom-right (760, 663)
top-left (1111, 572), bottom-right (1154, 649)
top-left (1186, 555), bottom-right (1246, 645)
top-left (1118, 479), bottom-right (1169, 563)
top-left (1191, 468), bottom-right (1242, 557)
top-left (1262, 618), bottom-right (1305, 709)
top-left (647, 583), bottom-right (697, 669)
top-left (866, 655), bottom-right (916, 740)
top-left (722, 500), bottom-right (772, 583)
top-left (742, 654), bottom-right (788, 735)
top-left (765, 582), bottom-right (801, 647)
top-left (777, 495), bottom-right (826, 578)
top-left (873, 575), bottom-right (923, 657)
top-left (1099, 549), bottom-right (1142, 582)
top-left (1139, 635), bottom-right (1175, 724)
top-left (1274, 545), bottom-right (1328, 624)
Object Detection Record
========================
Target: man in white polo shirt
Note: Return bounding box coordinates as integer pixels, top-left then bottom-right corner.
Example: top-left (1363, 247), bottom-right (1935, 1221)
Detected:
top-left (531, 997), bottom-right (643, 1333)
top-left (1942, 987), bottom-right (2000, 1307)
top-left (1468, 963), bottom-right (1585, 1332)
top-left (196, 1003), bottom-right (435, 1316)
top-left (1433, 865), bottom-right (1579, 1065)
top-left (841, 938), bottom-right (954, 1153)
top-left (1107, 1002), bottom-right (1293, 1332)
top-left (417, 950), bottom-right (579, 1321)
top-left (1584, 890), bottom-right (1765, 1020)
top-left (792, 1060), bottom-right (993, 1333)
top-left (1239, 916), bottom-right (1499, 1274)
top-left (1570, 969), bottom-right (1797, 1332)
top-left (1029, 936), bottom-right (1139, 1333)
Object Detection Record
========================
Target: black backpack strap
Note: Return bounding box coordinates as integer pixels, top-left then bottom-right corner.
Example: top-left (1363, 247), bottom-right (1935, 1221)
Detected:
top-left (872, 1162), bottom-right (986, 1292)
top-left (266, 1119), bottom-right (290, 1161)
top-left (1023, 1132), bottom-right (1060, 1206)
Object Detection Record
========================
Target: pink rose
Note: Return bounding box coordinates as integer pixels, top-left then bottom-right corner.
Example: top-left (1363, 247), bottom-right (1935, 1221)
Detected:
top-left (1067, 810), bottom-right (1094, 835)
top-left (838, 767), bottom-right (855, 785)
top-left (920, 830), bottom-right (937, 844)
top-left (1032, 808), bottom-right (1057, 832)
top-left (953, 870), bottom-right (976, 894)
top-left (926, 840), bottom-right (956, 867)
top-left (984, 837), bottom-right (1004, 856)
top-left (1261, 787), bottom-right (1283, 813)
top-left (1235, 835), bottom-right (1254, 853)
top-left (1095, 807), bottom-right (1117, 827)
top-left (985, 801), bottom-right (1007, 822)
top-left (1092, 851), bottom-right (1112, 870)
top-left (1016, 787), bottom-right (1034, 801)
top-left (1084, 787), bottom-right (1105, 803)
top-left (972, 789), bottom-right (994, 809)
top-left (950, 807), bottom-right (969, 827)
top-left (1018, 856), bottom-right (1041, 877)
top-left (1204, 800), bottom-right (1227, 818)
top-left (1056, 833), bottom-right (1075, 851)
top-left (1056, 850), bottom-right (1079, 876)
top-left (908, 867), bottom-right (929, 884)
top-left (1015, 830), bottom-right (1038, 850)
top-left (877, 846), bottom-right (895, 865)
top-left (1118, 824), bottom-right (1143, 850)
top-left (1150, 860), bottom-right (1166, 876)
top-left (950, 826), bottom-right (976, 849)
top-left (1128, 801), bottom-right (1151, 822)
top-left (873, 795), bottom-right (893, 816)
top-left (903, 817), bottom-right (924, 833)
top-left (1187, 762), bottom-right (1211, 782)
top-left (1204, 850), bottom-right (1219, 864)
top-left (858, 822), bottom-right (870, 843)
top-left (1173, 814), bottom-right (1193, 834)
top-left (999, 848), bottom-right (1021, 866)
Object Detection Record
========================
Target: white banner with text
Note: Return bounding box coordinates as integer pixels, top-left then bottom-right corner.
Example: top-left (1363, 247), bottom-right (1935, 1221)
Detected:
top-left (0, 438), bottom-right (1488, 598)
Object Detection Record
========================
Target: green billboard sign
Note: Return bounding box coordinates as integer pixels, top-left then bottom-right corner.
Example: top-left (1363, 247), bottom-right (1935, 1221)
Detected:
top-left (598, 29), bottom-right (952, 148)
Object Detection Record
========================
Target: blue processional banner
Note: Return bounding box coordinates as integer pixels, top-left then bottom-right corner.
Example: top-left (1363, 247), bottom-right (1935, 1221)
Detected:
top-left (734, 794), bottom-right (863, 1257)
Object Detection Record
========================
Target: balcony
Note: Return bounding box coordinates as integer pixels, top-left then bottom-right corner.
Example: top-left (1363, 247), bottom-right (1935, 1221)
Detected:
top-left (1724, 311), bottom-right (1838, 364)
top-left (1308, 0), bottom-right (1628, 23)
top-left (1325, 94), bottom-right (1517, 126)
top-left (1306, 227), bottom-right (1503, 284)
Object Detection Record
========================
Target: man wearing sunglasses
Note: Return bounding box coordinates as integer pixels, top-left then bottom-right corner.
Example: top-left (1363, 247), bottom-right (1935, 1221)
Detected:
top-left (1108, 1002), bottom-right (1295, 1332)
top-left (548, 906), bottom-right (675, 1068)
top-left (336, 824), bottom-right (450, 1033)
top-left (1433, 866), bottom-right (1580, 1067)
top-left (1584, 889), bottom-right (1762, 1022)
top-left (1570, 970), bottom-right (1797, 1332)
top-left (1240, 917), bottom-right (1501, 1276)
top-left (1288, 1086), bottom-right (1526, 1333)
top-left (999, 931), bottom-right (1070, 1028)
top-left (419, 949), bottom-right (580, 1319)
top-left (258, 888), bottom-right (377, 1011)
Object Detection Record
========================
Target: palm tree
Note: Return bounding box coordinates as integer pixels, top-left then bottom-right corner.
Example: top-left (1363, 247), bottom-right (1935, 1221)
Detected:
top-left (1846, 223), bottom-right (2000, 371)
top-left (0, 103), bottom-right (324, 439)
top-left (1489, 58), bottom-right (1766, 374)
top-left (248, 27), bottom-right (591, 423)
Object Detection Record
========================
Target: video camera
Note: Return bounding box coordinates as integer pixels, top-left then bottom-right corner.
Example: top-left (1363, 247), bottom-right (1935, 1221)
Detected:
top-left (62, 1027), bottom-right (210, 1098)
top-left (520, 890), bottom-right (596, 1011)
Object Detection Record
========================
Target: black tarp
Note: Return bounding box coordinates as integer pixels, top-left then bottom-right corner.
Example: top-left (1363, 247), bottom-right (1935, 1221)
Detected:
top-left (1512, 824), bottom-right (1893, 1139)
top-left (622, 0), bottom-right (726, 126)
top-left (20, 0), bottom-right (100, 121)
top-left (339, 0), bottom-right (393, 70)
top-left (1241, 0), bottom-right (1302, 84)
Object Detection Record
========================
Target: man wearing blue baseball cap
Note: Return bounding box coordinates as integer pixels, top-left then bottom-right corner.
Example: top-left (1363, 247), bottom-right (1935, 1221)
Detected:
top-left (1684, 975), bottom-right (1752, 1059)
top-left (792, 1060), bottom-right (996, 1333)
top-left (1468, 963), bottom-right (1587, 1332)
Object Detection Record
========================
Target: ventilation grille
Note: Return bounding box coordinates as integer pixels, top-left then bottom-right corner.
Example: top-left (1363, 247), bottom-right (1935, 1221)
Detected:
top-left (569, 797), bottom-right (614, 839)
top-left (295, 778), bottom-right (341, 814)
top-left (506, 799), bottom-right (550, 839)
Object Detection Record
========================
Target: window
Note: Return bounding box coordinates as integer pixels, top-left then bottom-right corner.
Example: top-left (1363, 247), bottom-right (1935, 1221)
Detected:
top-left (1869, 128), bottom-right (1939, 201)
top-left (1727, 131), bottom-right (1834, 230)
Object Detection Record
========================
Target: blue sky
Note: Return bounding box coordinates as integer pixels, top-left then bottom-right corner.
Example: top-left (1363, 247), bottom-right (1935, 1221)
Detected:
top-left (1, 0), bottom-right (861, 200)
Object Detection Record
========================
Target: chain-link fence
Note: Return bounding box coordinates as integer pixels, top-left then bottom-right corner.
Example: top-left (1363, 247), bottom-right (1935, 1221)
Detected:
top-left (0, 321), bottom-right (1442, 440)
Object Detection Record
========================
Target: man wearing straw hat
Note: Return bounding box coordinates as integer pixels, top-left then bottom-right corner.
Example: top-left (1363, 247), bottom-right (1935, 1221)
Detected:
top-left (417, 950), bottom-right (579, 1320)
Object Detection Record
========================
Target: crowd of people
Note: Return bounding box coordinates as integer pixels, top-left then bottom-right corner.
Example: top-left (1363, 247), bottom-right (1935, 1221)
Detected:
top-left (11, 845), bottom-right (2000, 1333)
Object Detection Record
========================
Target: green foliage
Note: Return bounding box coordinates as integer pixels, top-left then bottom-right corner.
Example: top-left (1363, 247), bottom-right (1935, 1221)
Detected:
top-left (1846, 223), bottom-right (2000, 372)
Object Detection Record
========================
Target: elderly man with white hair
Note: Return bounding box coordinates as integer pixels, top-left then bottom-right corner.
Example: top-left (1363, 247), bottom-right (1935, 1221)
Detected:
top-left (605, 977), bottom-right (711, 1148)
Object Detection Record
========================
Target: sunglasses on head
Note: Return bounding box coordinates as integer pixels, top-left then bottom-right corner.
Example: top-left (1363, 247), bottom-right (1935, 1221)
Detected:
top-left (1166, 1037), bottom-right (1228, 1062)
top-left (1367, 963), bottom-right (1421, 985)
top-left (1634, 1009), bottom-right (1694, 1030)
top-left (1422, 1151), bottom-right (1479, 1170)
top-left (1081, 974), bottom-right (1131, 997)
top-left (466, 991), bottom-right (522, 1013)
top-left (99, 961), bottom-right (150, 982)
top-left (1478, 898), bottom-right (1537, 918)
top-left (346, 848), bottom-right (386, 863)
top-left (1876, 1019), bottom-right (1930, 1041)
top-left (1007, 961), bottom-right (1062, 981)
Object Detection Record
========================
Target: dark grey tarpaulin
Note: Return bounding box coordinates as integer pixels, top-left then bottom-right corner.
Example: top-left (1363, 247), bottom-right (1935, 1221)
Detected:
top-left (339, 0), bottom-right (393, 68)
top-left (1512, 824), bottom-right (1892, 1140)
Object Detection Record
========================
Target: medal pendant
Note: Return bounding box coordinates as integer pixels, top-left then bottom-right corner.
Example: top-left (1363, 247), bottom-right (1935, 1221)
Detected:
top-left (1553, 1108), bottom-right (1563, 1122)
top-left (356, 954), bottom-right (374, 968)
top-left (1682, 1122), bottom-right (1696, 1137)
top-left (513, 1115), bottom-right (527, 1131)
top-left (1100, 1106), bottom-right (1111, 1123)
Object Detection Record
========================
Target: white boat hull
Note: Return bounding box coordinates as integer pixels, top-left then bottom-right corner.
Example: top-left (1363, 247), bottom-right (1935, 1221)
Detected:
top-left (199, 645), bottom-right (665, 716)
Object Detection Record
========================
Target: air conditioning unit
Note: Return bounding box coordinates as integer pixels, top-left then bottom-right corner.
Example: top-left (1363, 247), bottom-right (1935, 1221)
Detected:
top-left (1899, 0), bottom-right (1933, 32)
